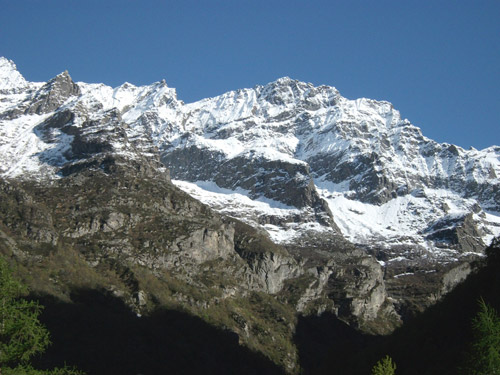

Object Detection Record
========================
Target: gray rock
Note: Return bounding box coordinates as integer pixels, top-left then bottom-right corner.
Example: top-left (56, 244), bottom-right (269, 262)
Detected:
top-left (26, 71), bottom-right (81, 115)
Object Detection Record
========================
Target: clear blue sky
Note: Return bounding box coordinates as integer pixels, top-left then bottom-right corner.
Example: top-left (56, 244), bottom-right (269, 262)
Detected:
top-left (1, 0), bottom-right (499, 150)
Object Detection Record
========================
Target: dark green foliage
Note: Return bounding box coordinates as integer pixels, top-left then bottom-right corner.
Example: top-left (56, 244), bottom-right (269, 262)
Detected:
top-left (2, 364), bottom-right (83, 375)
top-left (0, 257), bottom-right (83, 374)
top-left (0, 257), bottom-right (50, 367)
top-left (462, 298), bottom-right (500, 375)
top-left (372, 355), bottom-right (396, 375)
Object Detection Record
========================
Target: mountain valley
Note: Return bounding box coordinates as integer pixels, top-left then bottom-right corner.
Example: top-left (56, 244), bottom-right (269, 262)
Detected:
top-left (0, 56), bottom-right (499, 373)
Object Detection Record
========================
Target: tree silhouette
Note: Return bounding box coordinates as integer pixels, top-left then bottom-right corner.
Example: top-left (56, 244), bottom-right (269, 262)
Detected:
top-left (463, 298), bottom-right (500, 375)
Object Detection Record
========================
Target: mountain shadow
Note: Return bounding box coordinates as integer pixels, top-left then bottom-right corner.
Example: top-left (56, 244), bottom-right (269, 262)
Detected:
top-left (31, 289), bottom-right (285, 375)
top-left (294, 311), bottom-right (381, 374)
top-left (295, 240), bottom-right (500, 375)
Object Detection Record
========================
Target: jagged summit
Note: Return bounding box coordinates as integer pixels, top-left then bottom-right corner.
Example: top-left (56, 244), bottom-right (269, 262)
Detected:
top-left (1, 58), bottom-right (500, 368)
top-left (27, 69), bottom-right (81, 115)
top-left (50, 70), bottom-right (75, 85)
top-left (253, 76), bottom-right (340, 110)
top-left (0, 57), bottom-right (499, 262)
top-left (0, 57), bottom-right (28, 91)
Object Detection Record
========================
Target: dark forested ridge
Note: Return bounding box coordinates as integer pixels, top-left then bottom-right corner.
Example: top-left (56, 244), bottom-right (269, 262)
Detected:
top-left (31, 290), bottom-right (285, 375)
top-left (295, 240), bottom-right (500, 374)
top-left (0, 239), bottom-right (489, 374)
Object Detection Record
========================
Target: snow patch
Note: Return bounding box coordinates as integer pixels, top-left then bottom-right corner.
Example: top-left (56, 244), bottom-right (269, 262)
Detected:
top-left (171, 179), bottom-right (334, 244)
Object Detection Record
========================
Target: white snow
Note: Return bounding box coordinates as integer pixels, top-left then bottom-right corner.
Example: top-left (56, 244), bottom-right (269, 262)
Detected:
top-left (172, 180), bottom-right (300, 216)
top-left (0, 57), bottom-right (28, 91)
top-left (317, 184), bottom-right (500, 255)
top-left (171, 180), bottom-right (334, 244)
top-left (0, 113), bottom-right (62, 178)
top-left (1, 57), bottom-right (499, 262)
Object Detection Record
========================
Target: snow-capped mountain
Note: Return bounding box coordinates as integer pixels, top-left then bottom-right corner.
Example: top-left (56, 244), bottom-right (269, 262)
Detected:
top-left (1, 56), bottom-right (499, 267)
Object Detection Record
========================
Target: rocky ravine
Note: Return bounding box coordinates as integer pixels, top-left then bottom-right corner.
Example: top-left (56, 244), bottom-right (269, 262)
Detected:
top-left (0, 56), bottom-right (499, 372)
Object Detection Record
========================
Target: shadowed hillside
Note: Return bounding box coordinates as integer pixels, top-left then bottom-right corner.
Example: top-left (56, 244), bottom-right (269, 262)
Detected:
top-left (295, 240), bottom-right (500, 374)
top-left (32, 289), bottom-right (286, 375)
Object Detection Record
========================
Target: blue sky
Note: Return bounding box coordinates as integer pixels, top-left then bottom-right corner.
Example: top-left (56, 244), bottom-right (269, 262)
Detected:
top-left (1, 0), bottom-right (499, 149)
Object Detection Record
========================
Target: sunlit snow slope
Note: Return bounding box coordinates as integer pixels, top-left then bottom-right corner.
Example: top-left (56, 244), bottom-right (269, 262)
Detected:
top-left (1, 56), bottom-right (499, 263)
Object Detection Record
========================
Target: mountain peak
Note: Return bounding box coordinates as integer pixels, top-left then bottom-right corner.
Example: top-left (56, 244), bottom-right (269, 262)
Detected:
top-left (254, 77), bottom-right (339, 110)
top-left (0, 57), bottom-right (28, 91)
top-left (48, 70), bottom-right (76, 86)
top-left (57, 70), bottom-right (71, 79)
top-left (265, 76), bottom-right (312, 90)
top-left (24, 68), bottom-right (81, 115)
top-left (274, 76), bottom-right (294, 85)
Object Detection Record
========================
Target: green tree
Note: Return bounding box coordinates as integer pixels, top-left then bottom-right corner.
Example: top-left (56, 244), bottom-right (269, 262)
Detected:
top-left (463, 298), bottom-right (500, 375)
top-left (0, 257), bottom-right (82, 374)
top-left (372, 355), bottom-right (396, 375)
top-left (0, 257), bottom-right (50, 368)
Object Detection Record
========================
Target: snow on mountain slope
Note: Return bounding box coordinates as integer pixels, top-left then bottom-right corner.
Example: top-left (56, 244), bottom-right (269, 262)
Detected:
top-left (0, 57), bottom-right (29, 92)
top-left (319, 185), bottom-right (500, 256)
top-left (151, 77), bottom-right (499, 207)
top-left (0, 113), bottom-right (54, 178)
top-left (172, 179), bottom-right (335, 244)
top-left (173, 175), bottom-right (326, 238)
top-left (0, 58), bottom-right (499, 264)
top-left (153, 77), bottom-right (500, 260)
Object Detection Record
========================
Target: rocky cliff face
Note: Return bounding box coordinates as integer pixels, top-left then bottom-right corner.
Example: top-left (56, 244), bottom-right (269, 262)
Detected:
top-left (0, 56), bottom-right (499, 373)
